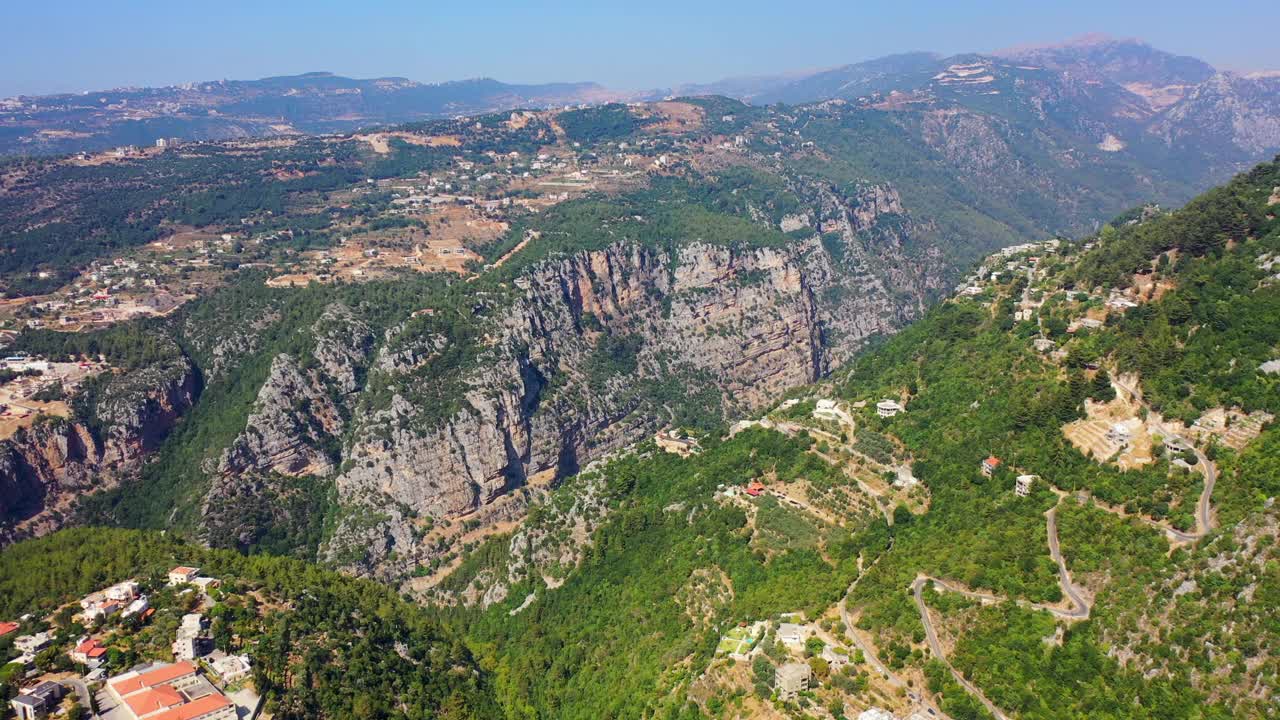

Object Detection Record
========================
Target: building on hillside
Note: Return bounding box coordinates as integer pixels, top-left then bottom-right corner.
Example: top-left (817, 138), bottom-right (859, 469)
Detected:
top-left (13, 632), bottom-right (50, 654)
top-left (107, 662), bottom-right (235, 720)
top-left (857, 710), bottom-right (896, 720)
top-left (1106, 423), bottom-right (1131, 446)
top-left (70, 637), bottom-right (108, 667)
top-left (1015, 475), bottom-right (1037, 497)
top-left (168, 567), bottom-right (201, 586)
top-left (777, 623), bottom-right (811, 648)
top-left (122, 597), bottom-right (150, 618)
top-left (173, 614), bottom-right (210, 662)
top-left (210, 654), bottom-right (252, 683)
top-left (876, 400), bottom-right (904, 418)
top-left (1033, 338), bottom-right (1056, 353)
top-left (821, 645), bottom-right (850, 668)
top-left (10, 680), bottom-right (65, 720)
top-left (0, 621), bottom-right (18, 639)
top-left (981, 456), bottom-right (1002, 477)
top-left (655, 430), bottom-right (700, 457)
top-left (744, 480), bottom-right (765, 497)
top-left (774, 662), bottom-right (811, 701)
top-left (813, 399), bottom-right (851, 424)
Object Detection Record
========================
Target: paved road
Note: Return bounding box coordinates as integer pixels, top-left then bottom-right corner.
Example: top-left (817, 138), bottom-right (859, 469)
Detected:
top-left (912, 577), bottom-right (1012, 720)
top-left (837, 542), bottom-right (951, 719)
top-left (1045, 505), bottom-right (1090, 619)
top-left (61, 678), bottom-right (93, 714)
top-left (1112, 378), bottom-right (1216, 538)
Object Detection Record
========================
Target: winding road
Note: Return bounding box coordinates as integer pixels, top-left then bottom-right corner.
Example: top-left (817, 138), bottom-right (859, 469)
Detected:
top-left (1111, 378), bottom-right (1216, 538)
top-left (1045, 506), bottom-right (1090, 619)
top-left (905, 498), bottom-right (1093, 720)
top-left (912, 577), bottom-right (1011, 720)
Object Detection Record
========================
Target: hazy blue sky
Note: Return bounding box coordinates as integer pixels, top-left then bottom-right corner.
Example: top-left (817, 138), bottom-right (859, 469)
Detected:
top-left (3, 0), bottom-right (1277, 97)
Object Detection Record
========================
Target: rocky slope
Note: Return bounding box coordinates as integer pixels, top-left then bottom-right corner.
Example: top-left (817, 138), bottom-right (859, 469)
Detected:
top-left (318, 214), bottom-right (928, 576)
top-left (174, 179), bottom-right (934, 578)
top-left (0, 357), bottom-right (195, 544)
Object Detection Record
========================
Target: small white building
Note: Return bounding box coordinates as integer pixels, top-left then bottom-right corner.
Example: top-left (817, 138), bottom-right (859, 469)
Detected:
top-left (876, 400), bottom-right (904, 418)
top-left (1106, 423), bottom-right (1131, 446)
top-left (813, 399), bottom-right (850, 424)
top-left (777, 622), bottom-right (811, 648)
top-left (981, 456), bottom-right (1002, 477)
top-left (121, 597), bottom-right (149, 618)
top-left (211, 654), bottom-right (252, 683)
top-left (168, 566), bottom-right (201, 585)
top-left (1015, 474), bottom-right (1037, 497)
top-left (12, 633), bottom-right (50, 655)
top-left (1033, 338), bottom-right (1056, 353)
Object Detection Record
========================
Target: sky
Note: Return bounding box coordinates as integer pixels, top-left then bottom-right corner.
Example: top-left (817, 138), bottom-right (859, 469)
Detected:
top-left (3, 0), bottom-right (1278, 97)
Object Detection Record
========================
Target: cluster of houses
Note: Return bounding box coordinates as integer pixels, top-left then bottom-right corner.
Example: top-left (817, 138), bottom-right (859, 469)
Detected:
top-left (78, 579), bottom-right (150, 626)
top-left (3, 564), bottom-right (252, 720)
top-left (13, 254), bottom-right (187, 331)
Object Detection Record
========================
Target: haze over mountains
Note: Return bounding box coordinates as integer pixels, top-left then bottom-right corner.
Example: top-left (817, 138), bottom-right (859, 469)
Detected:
top-left (4, 34), bottom-right (1279, 161)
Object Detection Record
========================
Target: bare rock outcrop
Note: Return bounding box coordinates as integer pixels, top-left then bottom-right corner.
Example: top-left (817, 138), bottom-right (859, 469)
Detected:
top-left (0, 357), bottom-right (196, 545)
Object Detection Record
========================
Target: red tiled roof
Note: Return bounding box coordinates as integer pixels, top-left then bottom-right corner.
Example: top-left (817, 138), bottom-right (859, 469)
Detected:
top-left (169, 566), bottom-right (198, 575)
top-left (124, 685), bottom-right (185, 717)
top-left (0, 622), bottom-right (18, 637)
top-left (75, 638), bottom-right (102, 653)
top-left (149, 692), bottom-right (232, 720)
top-left (110, 662), bottom-right (196, 696)
top-left (984, 456), bottom-right (1001, 466)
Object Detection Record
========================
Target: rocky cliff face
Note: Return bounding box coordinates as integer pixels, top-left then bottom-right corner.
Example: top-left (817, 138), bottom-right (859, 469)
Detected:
top-left (316, 186), bottom-right (938, 577)
top-left (0, 357), bottom-right (196, 545)
top-left (200, 303), bottom-right (371, 552)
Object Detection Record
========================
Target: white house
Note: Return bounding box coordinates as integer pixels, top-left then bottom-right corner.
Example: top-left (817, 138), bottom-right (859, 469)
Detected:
top-left (168, 566), bottom-right (201, 586)
top-left (777, 622), bottom-right (811, 648)
top-left (876, 400), bottom-right (904, 418)
top-left (210, 655), bottom-right (252, 683)
top-left (1015, 475), bottom-right (1037, 497)
top-left (1106, 423), bottom-right (1132, 446)
top-left (813, 399), bottom-right (851, 424)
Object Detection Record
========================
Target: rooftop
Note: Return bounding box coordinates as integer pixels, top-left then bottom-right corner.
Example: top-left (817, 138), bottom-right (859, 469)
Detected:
top-left (110, 661), bottom-right (196, 696)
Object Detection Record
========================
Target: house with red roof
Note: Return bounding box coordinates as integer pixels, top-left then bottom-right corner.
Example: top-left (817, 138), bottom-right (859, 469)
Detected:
top-left (744, 480), bottom-right (766, 497)
top-left (981, 456), bottom-right (1002, 477)
top-left (70, 637), bottom-right (109, 667)
top-left (0, 621), bottom-right (18, 638)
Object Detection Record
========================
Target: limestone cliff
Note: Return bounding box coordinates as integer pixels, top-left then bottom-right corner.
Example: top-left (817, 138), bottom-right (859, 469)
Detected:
top-left (318, 190), bottom-right (939, 577)
top-left (0, 357), bottom-right (196, 544)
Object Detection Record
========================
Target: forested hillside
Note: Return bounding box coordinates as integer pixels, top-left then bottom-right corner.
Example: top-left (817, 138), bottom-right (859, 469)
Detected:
top-left (0, 528), bottom-right (496, 719)
top-left (424, 157), bottom-right (1280, 719)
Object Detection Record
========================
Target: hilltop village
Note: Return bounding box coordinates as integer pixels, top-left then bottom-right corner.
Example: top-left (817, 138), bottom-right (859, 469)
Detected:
top-left (1, 566), bottom-right (255, 720)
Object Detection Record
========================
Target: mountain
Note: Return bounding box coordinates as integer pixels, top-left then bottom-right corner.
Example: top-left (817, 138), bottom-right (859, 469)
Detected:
top-left (6, 153), bottom-right (1278, 720)
top-left (749, 52), bottom-right (943, 106)
top-left (1, 33), bottom-right (1279, 720)
top-left (0, 77), bottom-right (1272, 566)
top-left (423, 157), bottom-right (1280, 719)
top-left (0, 71), bottom-right (630, 156)
top-left (995, 34), bottom-right (1216, 108)
top-left (669, 70), bottom-right (825, 103)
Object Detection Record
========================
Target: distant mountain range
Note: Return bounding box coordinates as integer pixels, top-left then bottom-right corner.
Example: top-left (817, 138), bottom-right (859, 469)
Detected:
top-left (2, 35), bottom-right (1278, 158)
top-left (0, 73), bottom-right (638, 155)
